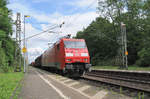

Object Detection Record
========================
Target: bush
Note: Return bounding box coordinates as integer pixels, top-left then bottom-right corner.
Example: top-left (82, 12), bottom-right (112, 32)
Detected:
top-left (0, 48), bottom-right (8, 72)
top-left (91, 56), bottom-right (118, 66)
top-left (1, 65), bottom-right (9, 72)
top-left (136, 48), bottom-right (150, 67)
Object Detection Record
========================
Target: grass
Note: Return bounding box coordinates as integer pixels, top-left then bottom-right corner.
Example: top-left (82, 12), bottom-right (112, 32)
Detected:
top-left (0, 69), bottom-right (24, 99)
top-left (92, 66), bottom-right (150, 71)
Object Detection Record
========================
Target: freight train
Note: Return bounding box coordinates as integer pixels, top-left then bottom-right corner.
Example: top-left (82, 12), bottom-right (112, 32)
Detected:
top-left (34, 35), bottom-right (91, 77)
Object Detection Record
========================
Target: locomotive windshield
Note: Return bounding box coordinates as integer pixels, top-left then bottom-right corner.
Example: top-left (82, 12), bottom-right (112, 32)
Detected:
top-left (64, 41), bottom-right (87, 48)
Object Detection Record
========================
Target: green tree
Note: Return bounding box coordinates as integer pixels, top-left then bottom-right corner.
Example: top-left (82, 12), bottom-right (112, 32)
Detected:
top-left (76, 17), bottom-right (119, 65)
top-left (0, 0), bottom-right (20, 72)
top-left (76, 0), bottom-right (150, 66)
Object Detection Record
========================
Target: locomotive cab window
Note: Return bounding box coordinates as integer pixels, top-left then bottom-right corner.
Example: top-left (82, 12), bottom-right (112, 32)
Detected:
top-left (64, 41), bottom-right (87, 48)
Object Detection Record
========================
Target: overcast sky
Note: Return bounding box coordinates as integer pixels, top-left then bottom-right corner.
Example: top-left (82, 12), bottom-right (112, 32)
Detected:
top-left (7, 0), bottom-right (99, 62)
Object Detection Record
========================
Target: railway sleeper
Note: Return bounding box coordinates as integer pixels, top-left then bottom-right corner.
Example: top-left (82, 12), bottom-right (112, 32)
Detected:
top-left (88, 71), bottom-right (150, 82)
top-left (85, 73), bottom-right (150, 84)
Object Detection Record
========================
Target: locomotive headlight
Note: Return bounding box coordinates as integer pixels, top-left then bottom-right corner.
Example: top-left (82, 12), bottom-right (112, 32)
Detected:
top-left (81, 53), bottom-right (88, 56)
top-left (84, 59), bottom-right (88, 62)
top-left (66, 53), bottom-right (73, 57)
top-left (66, 59), bottom-right (72, 62)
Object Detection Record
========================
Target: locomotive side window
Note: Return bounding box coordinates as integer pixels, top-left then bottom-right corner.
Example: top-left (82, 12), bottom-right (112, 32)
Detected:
top-left (57, 44), bottom-right (60, 50)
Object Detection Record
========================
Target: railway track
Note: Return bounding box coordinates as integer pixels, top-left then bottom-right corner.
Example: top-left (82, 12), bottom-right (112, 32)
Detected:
top-left (84, 69), bottom-right (150, 93)
top-left (35, 67), bottom-right (150, 98)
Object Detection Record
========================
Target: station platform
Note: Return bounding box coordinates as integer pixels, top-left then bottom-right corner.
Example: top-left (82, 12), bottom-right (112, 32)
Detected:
top-left (19, 67), bottom-right (89, 99)
top-left (19, 67), bottom-right (133, 99)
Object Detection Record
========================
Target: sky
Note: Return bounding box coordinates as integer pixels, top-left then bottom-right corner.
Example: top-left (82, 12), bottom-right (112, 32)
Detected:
top-left (7, 0), bottom-right (99, 62)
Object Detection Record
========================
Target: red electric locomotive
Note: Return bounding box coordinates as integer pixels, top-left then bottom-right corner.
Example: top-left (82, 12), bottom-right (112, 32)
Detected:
top-left (35, 36), bottom-right (91, 77)
top-left (34, 55), bottom-right (42, 67)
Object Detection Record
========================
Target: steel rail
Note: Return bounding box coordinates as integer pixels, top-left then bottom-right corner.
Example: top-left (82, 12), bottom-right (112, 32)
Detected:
top-left (84, 70), bottom-right (150, 92)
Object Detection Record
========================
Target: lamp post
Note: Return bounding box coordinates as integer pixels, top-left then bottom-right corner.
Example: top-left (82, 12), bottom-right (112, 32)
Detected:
top-left (23, 15), bottom-right (30, 73)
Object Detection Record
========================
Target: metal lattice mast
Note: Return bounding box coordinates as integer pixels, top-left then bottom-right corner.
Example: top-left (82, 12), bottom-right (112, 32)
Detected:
top-left (123, 23), bottom-right (128, 69)
top-left (116, 22), bottom-right (128, 69)
top-left (121, 22), bottom-right (128, 69)
top-left (116, 26), bottom-right (122, 68)
top-left (15, 13), bottom-right (21, 72)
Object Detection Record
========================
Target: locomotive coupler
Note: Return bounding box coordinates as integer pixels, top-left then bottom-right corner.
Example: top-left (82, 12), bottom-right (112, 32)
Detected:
top-left (85, 64), bottom-right (92, 72)
top-left (65, 64), bottom-right (73, 69)
top-left (85, 64), bottom-right (91, 69)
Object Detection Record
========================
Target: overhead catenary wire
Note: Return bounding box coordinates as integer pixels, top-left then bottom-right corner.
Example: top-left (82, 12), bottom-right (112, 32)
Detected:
top-left (21, 24), bottom-right (62, 41)
top-left (25, 31), bottom-right (59, 40)
top-left (65, 0), bottom-right (120, 43)
top-left (24, 0), bottom-right (97, 42)
top-left (66, 0), bottom-right (97, 27)
top-left (25, 18), bottom-right (59, 28)
top-left (47, 0), bottom-right (98, 42)
top-left (20, 0), bottom-right (98, 48)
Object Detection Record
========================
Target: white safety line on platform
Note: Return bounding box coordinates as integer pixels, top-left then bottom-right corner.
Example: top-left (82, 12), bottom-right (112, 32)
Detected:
top-left (55, 75), bottom-right (63, 79)
top-left (63, 79), bottom-right (72, 83)
top-left (91, 90), bottom-right (108, 99)
top-left (59, 78), bottom-right (68, 80)
top-left (47, 75), bottom-right (91, 99)
top-left (36, 68), bottom-right (108, 99)
top-left (68, 82), bottom-right (80, 87)
top-left (78, 85), bottom-right (91, 92)
top-left (35, 71), bottom-right (69, 99)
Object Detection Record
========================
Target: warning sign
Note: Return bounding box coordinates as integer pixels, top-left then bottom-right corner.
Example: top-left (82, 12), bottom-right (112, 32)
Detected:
top-left (22, 47), bottom-right (27, 53)
top-left (125, 51), bottom-right (128, 55)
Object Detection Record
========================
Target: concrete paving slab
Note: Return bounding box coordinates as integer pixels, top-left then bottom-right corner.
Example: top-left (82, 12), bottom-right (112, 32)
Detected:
top-left (68, 82), bottom-right (80, 87)
top-left (78, 85), bottom-right (91, 92)
top-left (91, 90), bottom-right (108, 99)
top-left (19, 68), bottom-right (63, 99)
top-left (26, 67), bottom-right (90, 99)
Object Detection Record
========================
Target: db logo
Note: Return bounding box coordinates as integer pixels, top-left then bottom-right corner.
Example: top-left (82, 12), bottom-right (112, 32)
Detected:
top-left (75, 53), bottom-right (80, 56)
